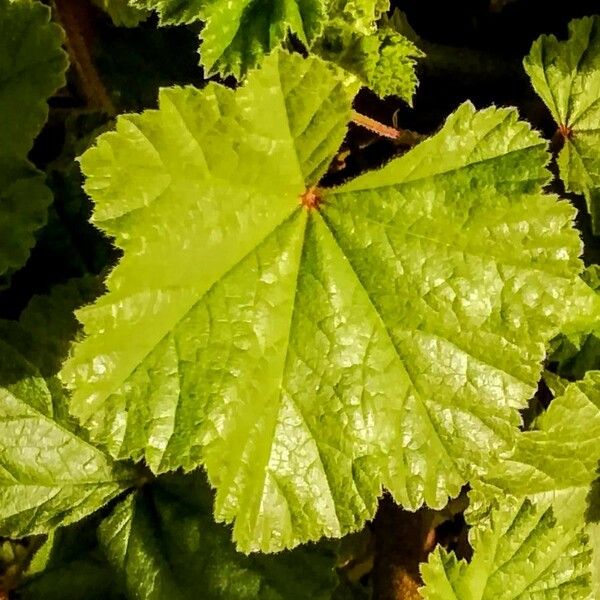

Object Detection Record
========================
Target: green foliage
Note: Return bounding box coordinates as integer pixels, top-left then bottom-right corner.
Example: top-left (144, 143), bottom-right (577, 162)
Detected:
top-left (60, 49), bottom-right (582, 554)
top-left (127, 0), bottom-right (421, 101)
top-left (314, 21), bottom-right (422, 102)
top-left (1, 3), bottom-right (600, 599)
top-left (525, 16), bottom-right (600, 233)
top-left (481, 373), bottom-right (600, 502)
top-left (420, 497), bottom-right (591, 599)
top-left (548, 268), bottom-right (600, 379)
top-left (91, 0), bottom-right (149, 26)
top-left (0, 0), bottom-right (67, 281)
top-left (0, 324), bottom-right (135, 538)
top-left (99, 473), bottom-right (338, 600)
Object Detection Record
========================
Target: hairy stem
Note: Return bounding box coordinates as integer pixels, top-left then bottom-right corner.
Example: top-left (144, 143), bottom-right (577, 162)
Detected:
top-left (351, 111), bottom-right (424, 146)
top-left (52, 0), bottom-right (115, 114)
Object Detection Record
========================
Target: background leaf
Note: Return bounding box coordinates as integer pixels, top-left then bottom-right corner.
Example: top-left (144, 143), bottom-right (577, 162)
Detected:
top-left (524, 16), bottom-right (600, 233)
top-left (0, 0), bottom-right (68, 280)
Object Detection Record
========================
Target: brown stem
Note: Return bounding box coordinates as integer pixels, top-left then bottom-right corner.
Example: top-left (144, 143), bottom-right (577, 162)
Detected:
top-left (351, 111), bottom-right (424, 147)
top-left (52, 0), bottom-right (115, 114)
top-left (352, 110), bottom-right (402, 140)
top-left (372, 495), bottom-right (437, 600)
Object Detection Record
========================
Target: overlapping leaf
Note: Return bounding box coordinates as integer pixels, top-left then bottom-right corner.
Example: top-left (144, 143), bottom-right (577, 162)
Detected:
top-left (61, 49), bottom-right (583, 552)
top-left (475, 373), bottom-right (600, 597)
top-left (548, 267), bottom-right (600, 378)
top-left (524, 16), bottom-right (600, 232)
top-left (0, 327), bottom-right (135, 537)
top-left (128, 0), bottom-right (421, 100)
top-left (0, 280), bottom-right (135, 538)
top-left (481, 372), bottom-right (600, 502)
top-left (420, 496), bottom-right (591, 599)
top-left (0, 0), bottom-right (68, 279)
top-left (314, 20), bottom-right (422, 102)
top-left (98, 473), bottom-right (338, 600)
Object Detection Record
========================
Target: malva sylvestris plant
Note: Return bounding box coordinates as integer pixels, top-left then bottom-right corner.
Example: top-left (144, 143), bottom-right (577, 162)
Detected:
top-left (1, 0), bottom-right (600, 598)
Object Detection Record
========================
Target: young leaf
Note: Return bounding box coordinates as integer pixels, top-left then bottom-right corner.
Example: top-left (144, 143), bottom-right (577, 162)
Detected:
top-left (524, 17), bottom-right (600, 233)
top-left (98, 473), bottom-right (338, 600)
top-left (313, 21), bottom-right (423, 102)
top-left (0, 0), bottom-right (68, 278)
top-left (0, 325), bottom-right (135, 538)
top-left (62, 50), bottom-right (582, 553)
top-left (420, 497), bottom-right (592, 599)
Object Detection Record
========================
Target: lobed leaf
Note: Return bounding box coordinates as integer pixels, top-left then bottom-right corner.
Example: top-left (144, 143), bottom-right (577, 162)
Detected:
top-left (62, 51), bottom-right (582, 552)
top-left (420, 496), bottom-right (592, 599)
top-left (314, 21), bottom-right (423, 102)
top-left (0, 327), bottom-right (136, 538)
top-left (0, 0), bottom-right (68, 279)
top-left (129, 0), bottom-right (420, 100)
top-left (547, 267), bottom-right (600, 379)
top-left (525, 17), bottom-right (600, 233)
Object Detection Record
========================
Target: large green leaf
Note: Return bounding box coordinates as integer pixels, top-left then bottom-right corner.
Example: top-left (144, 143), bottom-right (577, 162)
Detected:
top-left (0, 327), bottom-right (136, 538)
top-left (62, 50), bottom-right (582, 552)
top-left (524, 17), bottom-right (600, 232)
top-left (0, 0), bottom-right (68, 279)
top-left (98, 473), bottom-right (338, 600)
top-left (420, 496), bottom-right (591, 599)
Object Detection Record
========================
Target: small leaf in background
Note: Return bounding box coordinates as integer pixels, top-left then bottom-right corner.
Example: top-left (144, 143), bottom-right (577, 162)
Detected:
top-left (524, 17), bottom-right (600, 233)
top-left (0, 0), bottom-right (68, 281)
top-left (62, 49), bottom-right (582, 553)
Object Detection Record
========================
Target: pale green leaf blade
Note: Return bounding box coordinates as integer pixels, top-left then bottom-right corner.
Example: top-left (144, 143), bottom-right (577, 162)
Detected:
top-left (323, 101), bottom-right (581, 510)
top-left (314, 22), bottom-right (423, 102)
top-left (420, 497), bottom-right (592, 599)
top-left (0, 329), bottom-right (135, 538)
top-left (524, 17), bottom-right (600, 232)
top-left (98, 473), bottom-right (338, 600)
top-left (63, 57), bottom-right (582, 553)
